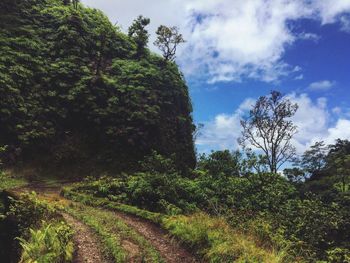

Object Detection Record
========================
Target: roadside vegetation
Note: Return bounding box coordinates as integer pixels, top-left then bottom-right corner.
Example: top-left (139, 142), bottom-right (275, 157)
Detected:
top-left (1, 192), bottom-right (74, 263)
top-left (62, 142), bottom-right (350, 262)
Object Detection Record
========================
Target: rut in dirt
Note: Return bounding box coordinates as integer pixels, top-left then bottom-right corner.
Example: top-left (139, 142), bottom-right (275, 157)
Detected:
top-left (112, 211), bottom-right (199, 263)
top-left (62, 213), bottom-right (111, 263)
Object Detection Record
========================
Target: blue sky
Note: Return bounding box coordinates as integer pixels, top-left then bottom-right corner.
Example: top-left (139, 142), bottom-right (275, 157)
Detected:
top-left (81, 0), bottom-right (350, 154)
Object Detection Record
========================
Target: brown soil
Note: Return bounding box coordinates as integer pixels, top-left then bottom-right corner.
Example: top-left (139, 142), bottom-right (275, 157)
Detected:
top-left (62, 213), bottom-right (111, 263)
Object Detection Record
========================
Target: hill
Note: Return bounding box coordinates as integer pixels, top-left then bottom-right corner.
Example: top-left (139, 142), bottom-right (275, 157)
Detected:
top-left (0, 0), bottom-right (195, 173)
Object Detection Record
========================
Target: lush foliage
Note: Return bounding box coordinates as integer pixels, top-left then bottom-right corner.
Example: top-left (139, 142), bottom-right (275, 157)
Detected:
top-left (0, 0), bottom-right (195, 172)
top-left (3, 192), bottom-right (74, 263)
top-left (6, 192), bottom-right (57, 234)
top-left (18, 221), bottom-right (74, 263)
top-left (65, 149), bottom-right (350, 262)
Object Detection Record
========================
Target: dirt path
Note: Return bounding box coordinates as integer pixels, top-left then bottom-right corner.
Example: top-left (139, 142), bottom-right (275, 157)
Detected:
top-left (113, 211), bottom-right (199, 263)
top-left (62, 213), bottom-right (111, 263)
top-left (15, 183), bottom-right (200, 263)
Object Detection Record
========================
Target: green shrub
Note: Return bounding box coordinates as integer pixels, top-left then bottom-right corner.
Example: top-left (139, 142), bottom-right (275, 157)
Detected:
top-left (0, 172), bottom-right (27, 191)
top-left (7, 192), bottom-right (57, 234)
top-left (274, 197), bottom-right (349, 260)
top-left (18, 221), bottom-right (74, 263)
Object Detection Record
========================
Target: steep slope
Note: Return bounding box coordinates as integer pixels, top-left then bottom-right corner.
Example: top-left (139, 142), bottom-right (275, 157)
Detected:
top-left (0, 0), bottom-right (195, 172)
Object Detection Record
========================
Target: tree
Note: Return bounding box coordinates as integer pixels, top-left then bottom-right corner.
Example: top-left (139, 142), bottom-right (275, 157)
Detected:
top-left (334, 155), bottom-right (350, 192)
top-left (72, 0), bottom-right (79, 10)
top-left (128, 15), bottom-right (150, 57)
top-left (283, 167), bottom-right (305, 183)
top-left (299, 141), bottom-right (328, 176)
top-left (197, 150), bottom-right (242, 177)
top-left (154, 25), bottom-right (185, 61)
top-left (239, 91), bottom-right (298, 173)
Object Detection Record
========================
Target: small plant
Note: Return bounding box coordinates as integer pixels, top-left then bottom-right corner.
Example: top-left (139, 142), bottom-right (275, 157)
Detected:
top-left (18, 221), bottom-right (74, 263)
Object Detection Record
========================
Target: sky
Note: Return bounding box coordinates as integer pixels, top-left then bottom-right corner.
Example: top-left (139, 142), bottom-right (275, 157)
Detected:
top-left (82, 0), bottom-right (350, 155)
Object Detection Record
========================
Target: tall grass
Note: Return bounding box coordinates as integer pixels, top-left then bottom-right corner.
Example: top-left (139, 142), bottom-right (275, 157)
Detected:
top-left (163, 213), bottom-right (286, 263)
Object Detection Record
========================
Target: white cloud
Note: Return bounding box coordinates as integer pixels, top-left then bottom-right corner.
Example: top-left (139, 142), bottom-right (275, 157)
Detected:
top-left (308, 80), bottom-right (336, 91)
top-left (340, 15), bottom-right (350, 32)
top-left (314, 0), bottom-right (350, 24)
top-left (82, 0), bottom-right (350, 83)
top-left (197, 93), bottom-right (350, 154)
top-left (196, 98), bottom-right (255, 150)
top-left (298, 32), bottom-right (321, 42)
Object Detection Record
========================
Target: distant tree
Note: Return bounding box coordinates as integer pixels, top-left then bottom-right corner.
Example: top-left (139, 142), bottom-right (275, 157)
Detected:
top-left (283, 167), bottom-right (305, 183)
top-left (241, 150), bottom-right (269, 175)
top-left (72, 0), bottom-right (79, 9)
top-left (239, 91), bottom-right (298, 173)
top-left (193, 123), bottom-right (204, 142)
top-left (334, 154), bottom-right (350, 192)
top-left (299, 141), bottom-right (328, 176)
top-left (154, 25), bottom-right (185, 61)
top-left (326, 139), bottom-right (350, 192)
top-left (62, 0), bottom-right (70, 5)
top-left (128, 15), bottom-right (150, 57)
top-left (197, 150), bottom-right (242, 177)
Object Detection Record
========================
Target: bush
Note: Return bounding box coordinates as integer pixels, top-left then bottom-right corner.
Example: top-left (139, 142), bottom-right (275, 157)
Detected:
top-left (274, 197), bottom-right (349, 260)
top-left (6, 192), bottom-right (57, 234)
top-left (18, 221), bottom-right (74, 263)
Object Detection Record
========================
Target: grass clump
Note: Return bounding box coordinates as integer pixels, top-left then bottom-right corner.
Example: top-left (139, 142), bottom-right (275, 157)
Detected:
top-left (163, 213), bottom-right (285, 263)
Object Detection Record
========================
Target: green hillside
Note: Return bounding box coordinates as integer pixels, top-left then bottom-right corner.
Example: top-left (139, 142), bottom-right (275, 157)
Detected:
top-left (0, 0), bottom-right (195, 172)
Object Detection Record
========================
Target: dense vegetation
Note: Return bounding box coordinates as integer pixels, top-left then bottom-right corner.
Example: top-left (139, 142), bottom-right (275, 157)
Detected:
top-left (1, 1), bottom-right (349, 262)
top-left (65, 142), bottom-right (350, 262)
top-left (0, 192), bottom-right (74, 263)
top-left (0, 0), bottom-right (195, 172)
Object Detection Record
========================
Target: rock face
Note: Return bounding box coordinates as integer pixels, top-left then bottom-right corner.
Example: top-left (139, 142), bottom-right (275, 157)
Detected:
top-left (0, 0), bottom-right (196, 172)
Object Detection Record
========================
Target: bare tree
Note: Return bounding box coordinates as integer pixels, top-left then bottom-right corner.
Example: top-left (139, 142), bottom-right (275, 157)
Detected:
top-left (154, 25), bottom-right (185, 61)
top-left (238, 91), bottom-right (298, 173)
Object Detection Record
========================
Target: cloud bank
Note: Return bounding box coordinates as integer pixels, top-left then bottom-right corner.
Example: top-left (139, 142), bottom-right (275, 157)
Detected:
top-left (82, 0), bottom-right (350, 83)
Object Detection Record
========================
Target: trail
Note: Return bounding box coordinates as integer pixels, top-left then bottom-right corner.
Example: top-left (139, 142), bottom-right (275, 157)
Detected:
top-left (62, 213), bottom-right (111, 263)
top-left (15, 182), bottom-right (200, 263)
top-left (113, 210), bottom-right (197, 263)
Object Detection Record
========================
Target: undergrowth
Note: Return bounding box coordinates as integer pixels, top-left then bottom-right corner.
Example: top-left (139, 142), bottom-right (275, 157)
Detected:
top-left (17, 221), bottom-right (74, 263)
top-left (0, 171), bottom-right (27, 191)
top-left (5, 192), bottom-right (74, 263)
